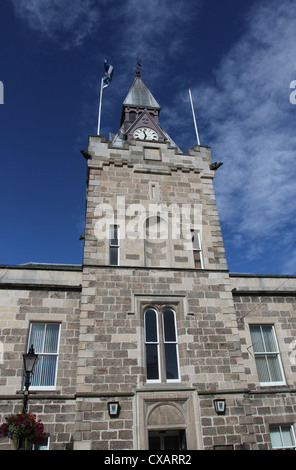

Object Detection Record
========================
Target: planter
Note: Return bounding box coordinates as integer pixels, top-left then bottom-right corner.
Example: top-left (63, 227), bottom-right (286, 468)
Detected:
top-left (12, 436), bottom-right (32, 450)
top-left (0, 412), bottom-right (45, 450)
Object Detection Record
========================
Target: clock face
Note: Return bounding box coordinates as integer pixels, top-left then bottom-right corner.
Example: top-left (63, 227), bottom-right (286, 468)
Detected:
top-left (133, 127), bottom-right (158, 141)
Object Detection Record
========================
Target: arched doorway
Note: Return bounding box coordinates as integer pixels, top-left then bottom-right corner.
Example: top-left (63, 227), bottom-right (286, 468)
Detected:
top-left (147, 403), bottom-right (187, 450)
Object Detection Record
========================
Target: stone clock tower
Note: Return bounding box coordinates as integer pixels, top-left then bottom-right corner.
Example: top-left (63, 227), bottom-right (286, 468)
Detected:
top-left (74, 68), bottom-right (248, 451)
top-left (112, 66), bottom-right (178, 148)
top-left (1, 65), bottom-right (295, 452)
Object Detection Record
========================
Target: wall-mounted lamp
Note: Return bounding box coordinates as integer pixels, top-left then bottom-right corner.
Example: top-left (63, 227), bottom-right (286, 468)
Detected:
top-left (214, 399), bottom-right (226, 415)
top-left (108, 401), bottom-right (120, 418)
top-left (22, 344), bottom-right (39, 413)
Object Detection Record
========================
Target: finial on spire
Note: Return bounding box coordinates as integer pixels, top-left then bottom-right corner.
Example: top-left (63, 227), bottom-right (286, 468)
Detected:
top-left (136, 57), bottom-right (142, 77)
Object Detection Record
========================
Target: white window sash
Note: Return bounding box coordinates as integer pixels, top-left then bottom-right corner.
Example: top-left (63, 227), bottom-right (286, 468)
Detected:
top-left (191, 230), bottom-right (204, 269)
top-left (270, 425), bottom-right (296, 450)
top-left (27, 323), bottom-right (60, 390)
top-left (162, 308), bottom-right (180, 383)
top-left (144, 307), bottom-right (180, 384)
top-left (251, 325), bottom-right (286, 386)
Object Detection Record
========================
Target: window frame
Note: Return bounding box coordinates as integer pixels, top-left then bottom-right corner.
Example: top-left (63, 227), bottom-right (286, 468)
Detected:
top-left (144, 306), bottom-right (180, 384)
top-left (148, 430), bottom-right (187, 451)
top-left (249, 324), bottom-right (286, 386)
top-left (270, 425), bottom-right (296, 450)
top-left (191, 229), bottom-right (204, 269)
top-left (32, 436), bottom-right (50, 451)
top-left (26, 322), bottom-right (61, 391)
top-left (144, 307), bottom-right (161, 383)
top-left (109, 224), bottom-right (120, 266)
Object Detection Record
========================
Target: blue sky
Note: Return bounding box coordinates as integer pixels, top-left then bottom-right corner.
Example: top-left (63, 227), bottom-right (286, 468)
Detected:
top-left (0, 0), bottom-right (295, 275)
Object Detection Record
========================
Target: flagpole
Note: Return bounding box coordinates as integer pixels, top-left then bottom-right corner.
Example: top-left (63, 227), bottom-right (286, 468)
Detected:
top-left (97, 77), bottom-right (104, 135)
top-left (189, 88), bottom-right (200, 146)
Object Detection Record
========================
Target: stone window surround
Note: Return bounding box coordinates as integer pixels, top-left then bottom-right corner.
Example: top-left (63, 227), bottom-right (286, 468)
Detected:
top-left (129, 294), bottom-right (191, 388)
top-left (144, 306), bottom-right (180, 384)
top-left (243, 316), bottom-right (289, 388)
top-left (135, 389), bottom-right (203, 450)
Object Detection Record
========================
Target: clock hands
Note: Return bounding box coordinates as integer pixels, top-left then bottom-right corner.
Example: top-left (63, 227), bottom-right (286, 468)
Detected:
top-left (133, 127), bottom-right (157, 140)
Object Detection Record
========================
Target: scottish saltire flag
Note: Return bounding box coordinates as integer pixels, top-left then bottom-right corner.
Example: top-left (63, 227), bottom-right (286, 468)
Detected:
top-left (102, 60), bottom-right (114, 88)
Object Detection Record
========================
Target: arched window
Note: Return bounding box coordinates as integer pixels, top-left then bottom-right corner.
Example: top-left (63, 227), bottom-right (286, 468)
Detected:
top-left (162, 308), bottom-right (179, 381)
top-left (144, 307), bottom-right (180, 383)
top-left (144, 308), bottom-right (159, 381)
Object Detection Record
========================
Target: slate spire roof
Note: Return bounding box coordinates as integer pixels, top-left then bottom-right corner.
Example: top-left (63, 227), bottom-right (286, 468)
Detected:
top-left (111, 68), bottom-right (180, 151)
top-left (123, 75), bottom-right (161, 110)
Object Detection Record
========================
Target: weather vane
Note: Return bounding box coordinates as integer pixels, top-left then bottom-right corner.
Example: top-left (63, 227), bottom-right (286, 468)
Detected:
top-left (136, 57), bottom-right (142, 76)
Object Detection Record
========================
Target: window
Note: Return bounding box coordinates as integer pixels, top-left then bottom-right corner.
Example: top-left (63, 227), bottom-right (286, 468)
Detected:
top-left (249, 325), bottom-right (285, 386)
top-left (109, 225), bottom-right (119, 265)
top-left (270, 425), bottom-right (296, 450)
top-left (26, 323), bottom-right (60, 389)
top-left (191, 230), bottom-right (203, 269)
top-left (149, 182), bottom-right (159, 200)
top-left (33, 436), bottom-right (50, 450)
top-left (144, 307), bottom-right (180, 383)
top-left (149, 430), bottom-right (187, 450)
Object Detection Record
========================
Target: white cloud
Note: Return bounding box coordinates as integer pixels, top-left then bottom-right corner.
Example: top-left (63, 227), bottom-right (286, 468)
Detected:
top-left (11, 0), bottom-right (100, 48)
top-left (172, 0), bottom-right (296, 272)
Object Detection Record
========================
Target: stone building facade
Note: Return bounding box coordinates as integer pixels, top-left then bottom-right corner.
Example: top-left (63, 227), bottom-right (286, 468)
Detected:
top-left (0, 72), bottom-right (295, 450)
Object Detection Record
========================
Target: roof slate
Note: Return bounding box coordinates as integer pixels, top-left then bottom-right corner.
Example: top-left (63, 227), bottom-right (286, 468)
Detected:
top-left (123, 76), bottom-right (161, 109)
